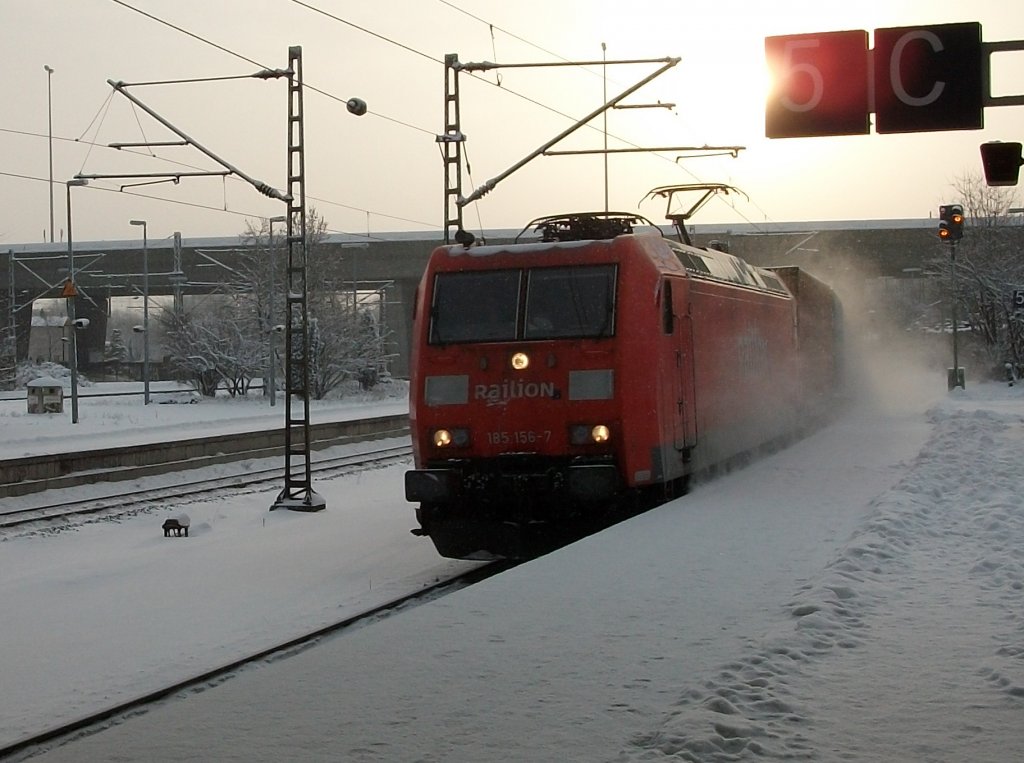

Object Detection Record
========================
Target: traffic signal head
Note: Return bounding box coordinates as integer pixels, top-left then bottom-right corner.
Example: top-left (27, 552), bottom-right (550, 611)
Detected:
top-left (938, 204), bottom-right (964, 242)
top-left (980, 141), bottom-right (1023, 186)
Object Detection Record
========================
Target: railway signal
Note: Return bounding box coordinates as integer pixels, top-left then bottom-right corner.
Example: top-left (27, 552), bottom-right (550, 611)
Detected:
top-left (938, 203), bottom-right (966, 390)
top-left (938, 204), bottom-right (964, 242)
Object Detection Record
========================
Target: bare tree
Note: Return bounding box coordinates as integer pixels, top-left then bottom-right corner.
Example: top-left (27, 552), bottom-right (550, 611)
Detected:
top-left (162, 292), bottom-right (265, 396)
top-left (256, 208), bottom-right (393, 399)
top-left (164, 208), bottom-right (395, 399)
top-left (929, 173), bottom-right (1024, 378)
top-left (952, 172), bottom-right (1019, 225)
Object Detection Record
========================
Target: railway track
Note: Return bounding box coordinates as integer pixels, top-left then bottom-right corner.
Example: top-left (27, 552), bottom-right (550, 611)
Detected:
top-left (0, 441), bottom-right (412, 531)
top-left (0, 413), bottom-right (476, 760)
top-left (0, 559), bottom-right (512, 762)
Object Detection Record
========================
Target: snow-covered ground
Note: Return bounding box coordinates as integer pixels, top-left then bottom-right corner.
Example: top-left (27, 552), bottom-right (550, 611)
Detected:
top-left (3, 358), bottom-right (1024, 762)
top-left (0, 377), bottom-right (408, 460)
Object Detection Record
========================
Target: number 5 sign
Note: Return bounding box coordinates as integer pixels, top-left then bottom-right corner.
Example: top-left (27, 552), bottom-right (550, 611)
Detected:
top-left (766, 22), bottom-right (983, 138)
top-left (765, 30), bottom-right (870, 138)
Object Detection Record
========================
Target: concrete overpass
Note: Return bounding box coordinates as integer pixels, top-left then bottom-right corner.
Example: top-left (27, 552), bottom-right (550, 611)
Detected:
top-left (0, 218), bottom-right (989, 378)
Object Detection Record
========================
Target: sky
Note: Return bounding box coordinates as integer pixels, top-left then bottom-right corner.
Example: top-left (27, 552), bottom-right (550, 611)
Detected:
top-left (2, 346), bottom-right (1023, 761)
top-left (1, 1), bottom-right (1023, 247)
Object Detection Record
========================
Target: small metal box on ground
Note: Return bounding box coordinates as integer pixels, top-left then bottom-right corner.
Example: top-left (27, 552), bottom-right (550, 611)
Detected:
top-left (26, 377), bottom-right (64, 414)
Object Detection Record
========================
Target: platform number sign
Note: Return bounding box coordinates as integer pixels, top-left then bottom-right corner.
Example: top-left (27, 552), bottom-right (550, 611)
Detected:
top-left (766, 22), bottom-right (983, 138)
top-left (765, 31), bottom-right (869, 138)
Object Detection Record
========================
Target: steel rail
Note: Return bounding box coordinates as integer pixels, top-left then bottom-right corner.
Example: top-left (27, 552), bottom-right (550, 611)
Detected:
top-left (0, 559), bottom-right (511, 761)
top-left (0, 443), bottom-right (411, 530)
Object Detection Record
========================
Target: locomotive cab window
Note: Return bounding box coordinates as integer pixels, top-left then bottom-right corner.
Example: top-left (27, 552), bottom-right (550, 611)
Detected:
top-left (429, 265), bottom-right (616, 345)
top-left (524, 265), bottom-right (617, 340)
top-left (429, 270), bottom-right (521, 344)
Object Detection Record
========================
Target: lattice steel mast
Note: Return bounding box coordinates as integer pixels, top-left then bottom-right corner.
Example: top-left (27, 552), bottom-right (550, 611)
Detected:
top-left (271, 46), bottom-right (324, 511)
top-left (71, 46), bottom-right (350, 512)
top-left (440, 54), bottom-right (466, 245)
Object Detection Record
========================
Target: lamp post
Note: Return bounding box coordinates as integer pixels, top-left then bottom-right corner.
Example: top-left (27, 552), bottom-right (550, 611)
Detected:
top-left (267, 216), bottom-right (286, 406)
top-left (44, 65), bottom-right (54, 243)
top-left (65, 178), bottom-right (89, 423)
top-left (129, 219), bottom-right (150, 404)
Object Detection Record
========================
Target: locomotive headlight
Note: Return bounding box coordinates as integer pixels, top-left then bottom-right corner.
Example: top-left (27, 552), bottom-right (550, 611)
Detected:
top-left (432, 428), bottom-right (469, 448)
top-left (510, 352), bottom-right (530, 371)
top-left (570, 423), bottom-right (611, 445)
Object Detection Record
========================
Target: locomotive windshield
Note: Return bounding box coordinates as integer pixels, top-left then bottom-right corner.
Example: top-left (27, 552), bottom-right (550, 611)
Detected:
top-left (430, 270), bottom-right (521, 343)
top-left (523, 266), bottom-right (616, 340)
top-left (429, 264), bottom-right (616, 344)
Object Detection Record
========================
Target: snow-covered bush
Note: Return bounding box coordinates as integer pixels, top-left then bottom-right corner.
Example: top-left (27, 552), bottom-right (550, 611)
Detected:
top-left (15, 360), bottom-right (93, 389)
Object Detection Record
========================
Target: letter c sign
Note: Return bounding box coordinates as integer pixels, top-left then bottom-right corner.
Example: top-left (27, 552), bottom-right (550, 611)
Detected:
top-left (873, 22), bottom-right (982, 134)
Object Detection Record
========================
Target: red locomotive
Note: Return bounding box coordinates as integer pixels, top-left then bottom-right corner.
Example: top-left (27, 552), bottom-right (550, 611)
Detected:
top-left (405, 211), bottom-right (842, 559)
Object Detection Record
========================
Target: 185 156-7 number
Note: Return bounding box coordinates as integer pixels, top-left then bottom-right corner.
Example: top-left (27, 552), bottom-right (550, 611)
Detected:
top-left (487, 430), bottom-right (552, 446)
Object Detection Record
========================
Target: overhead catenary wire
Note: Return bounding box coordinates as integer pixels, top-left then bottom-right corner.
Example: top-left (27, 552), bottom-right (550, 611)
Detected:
top-left (4, 127), bottom-right (434, 229)
top-left (109, 0), bottom-right (435, 138)
top-left (101, 0), bottom-right (642, 231)
top-left (428, 2), bottom-right (775, 230)
top-left (25, 0), bottom-right (773, 238)
top-left (108, 0), bottom-right (701, 166)
top-left (0, 167), bottom-right (434, 241)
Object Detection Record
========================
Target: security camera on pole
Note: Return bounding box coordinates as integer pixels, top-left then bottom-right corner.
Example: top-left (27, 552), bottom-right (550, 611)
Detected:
top-left (938, 204), bottom-right (966, 390)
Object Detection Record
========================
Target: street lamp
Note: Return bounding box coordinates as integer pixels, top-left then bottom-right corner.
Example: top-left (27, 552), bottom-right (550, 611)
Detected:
top-left (65, 177), bottom-right (89, 423)
top-left (44, 65), bottom-right (54, 243)
top-left (129, 219), bottom-right (150, 404)
top-left (267, 215), bottom-right (286, 407)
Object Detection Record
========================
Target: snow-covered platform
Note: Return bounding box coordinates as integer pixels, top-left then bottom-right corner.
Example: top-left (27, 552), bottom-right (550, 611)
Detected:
top-left (9, 370), bottom-right (1024, 762)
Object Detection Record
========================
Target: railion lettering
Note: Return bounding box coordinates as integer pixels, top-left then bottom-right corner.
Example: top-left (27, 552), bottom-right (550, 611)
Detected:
top-left (474, 380), bottom-right (556, 403)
